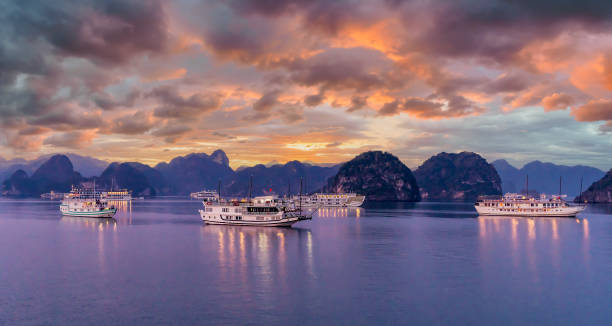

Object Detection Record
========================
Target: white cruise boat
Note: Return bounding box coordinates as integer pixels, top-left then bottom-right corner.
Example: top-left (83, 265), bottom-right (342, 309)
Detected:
top-left (199, 195), bottom-right (312, 227)
top-left (60, 186), bottom-right (117, 218)
top-left (475, 193), bottom-right (585, 217)
top-left (190, 190), bottom-right (219, 201)
top-left (295, 193), bottom-right (365, 207)
top-left (101, 189), bottom-right (132, 201)
top-left (41, 191), bottom-right (67, 200)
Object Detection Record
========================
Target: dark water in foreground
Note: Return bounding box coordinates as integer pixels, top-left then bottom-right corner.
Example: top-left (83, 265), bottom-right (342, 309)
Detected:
top-left (1, 199), bottom-right (611, 325)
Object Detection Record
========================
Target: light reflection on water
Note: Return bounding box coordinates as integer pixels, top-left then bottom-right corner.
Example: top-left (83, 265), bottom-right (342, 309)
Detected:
top-left (1, 199), bottom-right (611, 325)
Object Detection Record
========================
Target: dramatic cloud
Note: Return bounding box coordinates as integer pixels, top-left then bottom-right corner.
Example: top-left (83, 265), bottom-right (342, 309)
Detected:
top-left (149, 86), bottom-right (222, 119)
top-left (571, 100), bottom-right (612, 122)
top-left (43, 131), bottom-right (96, 149)
top-left (1, 0), bottom-right (612, 168)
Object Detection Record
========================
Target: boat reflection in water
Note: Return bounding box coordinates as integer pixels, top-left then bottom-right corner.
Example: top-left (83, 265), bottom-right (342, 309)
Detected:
top-left (200, 225), bottom-right (315, 298)
top-left (477, 216), bottom-right (591, 279)
top-left (311, 207), bottom-right (362, 218)
top-left (60, 216), bottom-right (118, 232)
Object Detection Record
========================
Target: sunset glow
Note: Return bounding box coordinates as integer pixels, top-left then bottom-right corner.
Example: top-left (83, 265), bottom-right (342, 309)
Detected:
top-left (1, 0), bottom-right (611, 168)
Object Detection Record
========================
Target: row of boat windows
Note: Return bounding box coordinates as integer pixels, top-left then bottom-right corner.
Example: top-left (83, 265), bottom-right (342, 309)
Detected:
top-left (482, 202), bottom-right (562, 207)
top-left (202, 215), bottom-right (282, 221)
top-left (496, 208), bottom-right (556, 212)
top-left (203, 215), bottom-right (243, 220)
top-left (204, 207), bottom-right (279, 213)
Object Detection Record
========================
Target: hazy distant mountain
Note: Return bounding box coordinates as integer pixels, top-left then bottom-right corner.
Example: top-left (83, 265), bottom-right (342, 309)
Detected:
top-left (0, 153), bottom-right (107, 183)
top-left (224, 161), bottom-right (339, 196)
top-left (492, 160), bottom-right (605, 198)
top-left (414, 152), bottom-right (501, 201)
top-left (322, 151), bottom-right (420, 201)
top-left (1, 155), bottom-right (83, 196)
top-left (155, 150), bottom-right (235, 195)
top-left (577, 169), bottom-right (612, 203)
top-left (97, 162), bottom-right (163, 196)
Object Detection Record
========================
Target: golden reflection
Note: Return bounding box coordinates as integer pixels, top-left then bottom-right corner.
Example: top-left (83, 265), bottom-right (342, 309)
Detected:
top-left (218, 230), bottom-right (225, 265)
top-left (583, 219), bottom-right (589, 239)
top-left (200, 226), bottom-right (309, 290)
top-left (551, 219), bottom-right (559, 240)
top-left (527, 218), bottom-right (536, 240)
top-left (60, 216), bottom-right (117, 232)
top-left (277, 232), bottom-right (287, 286)
top-left (307, 230), bottom-right (314, 277)
top-left (228, 228), bottom-right (235, 261)
top-left (511, 218), bottom-right (518, 244)
top-left (316, 207), bottom-right (358, 218)
top-left (478, 217), bottom-right (486, 238)
top-left (239, 232), bottom-right (246, 266)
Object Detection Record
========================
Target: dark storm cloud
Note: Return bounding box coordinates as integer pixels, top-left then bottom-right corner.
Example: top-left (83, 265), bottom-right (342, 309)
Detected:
top-left (93, 90), bottom-right (141, 111)
top-left (149, 86), bottom-right (222, 119)
top-left (28, 109), bottom-right (104, 130)
top-left (398, 0), bottom-right (612, 63)
top-left (4, 0), bottom-right (168, 64)
top-left (227, 0), bottom-right (373, 35)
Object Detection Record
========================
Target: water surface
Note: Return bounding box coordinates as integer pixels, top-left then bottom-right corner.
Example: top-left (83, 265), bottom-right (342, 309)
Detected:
top-left (1, 199), bottom-right (611, 325)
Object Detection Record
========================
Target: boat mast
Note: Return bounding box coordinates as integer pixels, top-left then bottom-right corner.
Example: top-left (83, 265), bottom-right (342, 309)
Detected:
top-left (579, 176), bottom-right (583, 203)
top-left (248, 175), bottom-right (253, 202)
top-left (559, 176), bottom-right (562, 198)
top-left (525, 174), bottom-right (529, 198)
top-left (218, 179), bottom-right (221, 202)
top-left (299, 177), bottom-right (303, 216)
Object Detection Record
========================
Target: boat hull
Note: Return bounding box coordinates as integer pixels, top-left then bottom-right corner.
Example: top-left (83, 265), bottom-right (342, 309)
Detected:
top-left (199, 210), bottom-right (308, 227)
top-left (60, 207), bottom-right (117, 218)
top-left (475, 206), bottom-right (585, 218)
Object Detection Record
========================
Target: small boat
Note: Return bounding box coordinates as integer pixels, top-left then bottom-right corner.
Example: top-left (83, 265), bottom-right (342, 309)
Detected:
top-left (199, 195), bottom-right (312, 227)
top-left (475, 193), bottom-right (585, 217)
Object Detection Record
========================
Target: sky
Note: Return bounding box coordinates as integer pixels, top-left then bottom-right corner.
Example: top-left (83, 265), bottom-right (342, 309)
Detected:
top-left (0, 0), bottom-right (611, 170)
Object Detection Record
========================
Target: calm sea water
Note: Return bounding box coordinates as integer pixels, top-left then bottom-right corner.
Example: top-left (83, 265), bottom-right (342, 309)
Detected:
top-left (1, 198), bottom-right (611, 325)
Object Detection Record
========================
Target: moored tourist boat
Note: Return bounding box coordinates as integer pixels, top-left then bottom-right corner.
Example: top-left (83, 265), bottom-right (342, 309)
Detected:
top-left (294, 193), bottom-right (365, 207)
top-left (101, 189), bottom-right (132, 201)
top-left (190, 190), bottom-right (219, 201)
top-left (41, 191), bottom-right (67, 200)
top-left (60, 185), bottom-right (117, 218)
top-left (199, 195), bottom-right (312, 227)
top-left (60, 199), bottom-right (117, 218)
top-left (475, 193), bottom-right (585, 217)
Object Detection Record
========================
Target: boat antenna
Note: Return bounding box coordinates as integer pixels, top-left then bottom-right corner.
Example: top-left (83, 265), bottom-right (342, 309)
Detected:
top-left (526, 174), bottom-right (529, 198)
top-left (299, 177), bottom-right (303, 215)
top-left (248, 175), bottom-right (253, 202)
top-left (218, 179), bottom-right (221, 202)
top-left (559, 176), bottom-right (562, 198)
top-left (579, 176), bottom-right (583, 203)
top-left (288, 178), bottom-right (291, 198)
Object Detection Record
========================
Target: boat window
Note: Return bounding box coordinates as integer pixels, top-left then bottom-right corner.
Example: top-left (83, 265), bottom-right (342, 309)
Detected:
top-left (247, 207), bottom-right (279, 213)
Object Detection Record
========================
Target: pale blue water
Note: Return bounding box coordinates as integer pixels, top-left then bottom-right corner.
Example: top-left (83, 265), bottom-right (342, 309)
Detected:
top-left (1, 198), bottom-right (611, 325)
